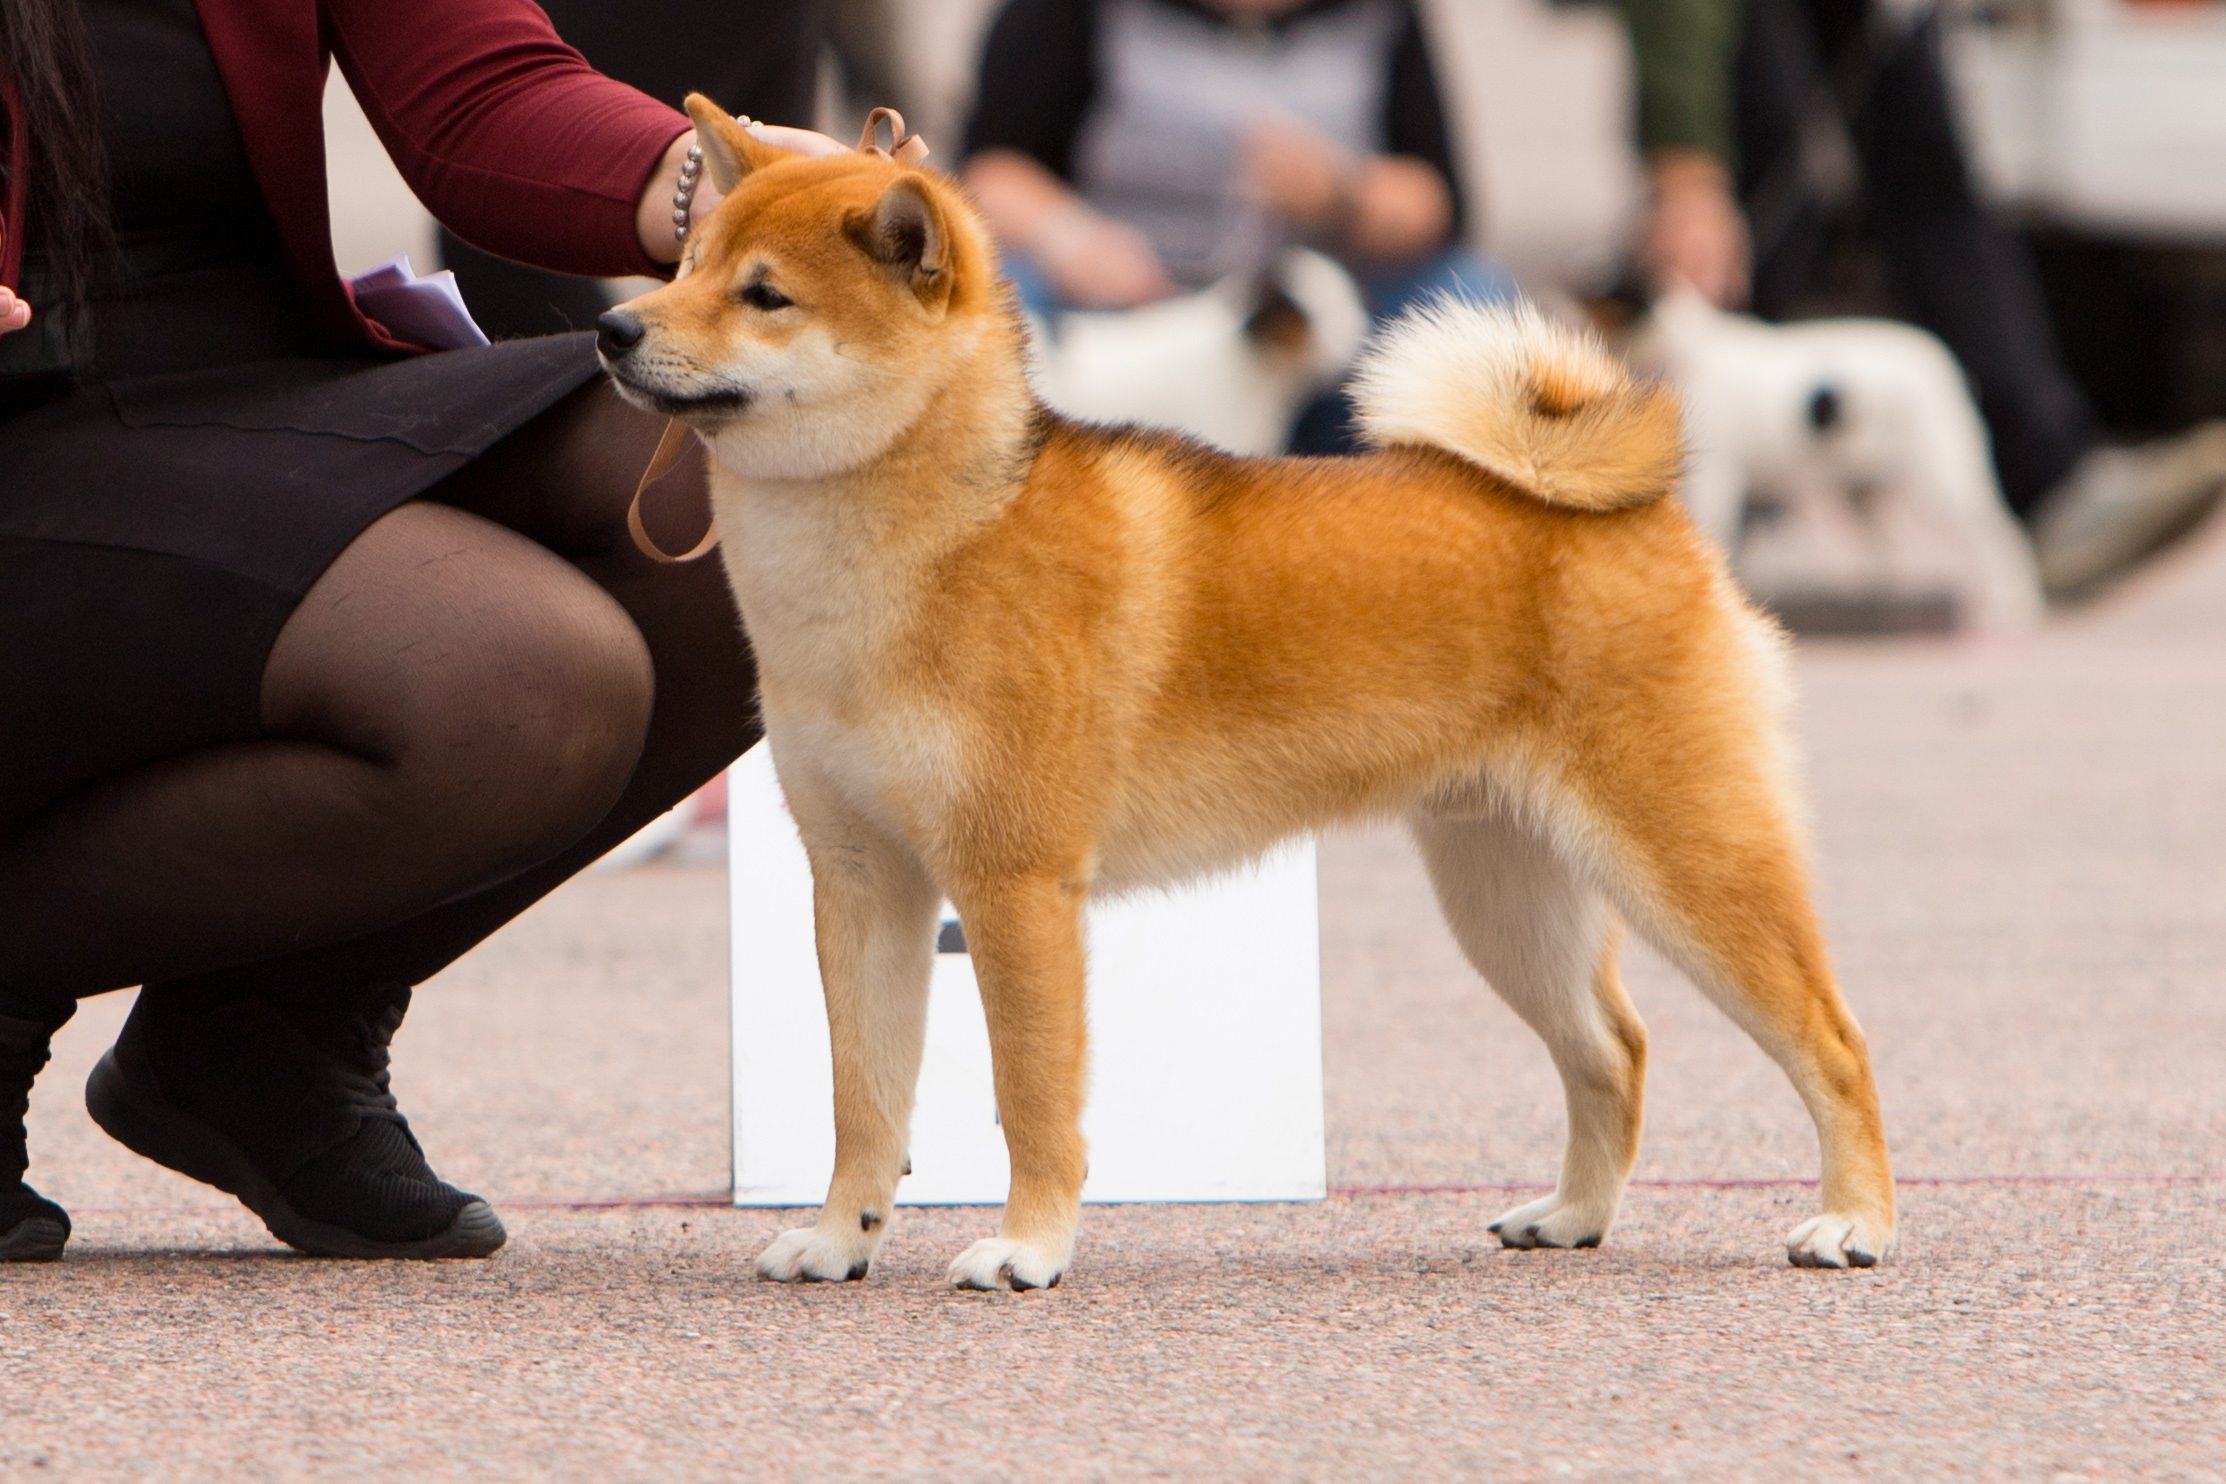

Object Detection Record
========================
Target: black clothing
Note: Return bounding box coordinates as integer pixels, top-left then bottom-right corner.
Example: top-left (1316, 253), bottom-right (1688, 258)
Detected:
top-left (1, 339), bottom-right (606, 826)
top-left (539, 0), bottom-right (822, 128)
top-left (1, 1008), bottom-right (73, 1262)
top-left (88, 983), bottom-right (506, 1256)
top-left (963, 0), bottom-right (1467, 239)
top-left (436, 0), bottom-right (825, 339)
top-left (0, 0), bottom-right (767, 1264)
top-left (0, 0), bottom-right (310, 386)
top-left (0, 0), bottom-right (605, 824)
top-left (1734, 0), bottom-right (2096, 517)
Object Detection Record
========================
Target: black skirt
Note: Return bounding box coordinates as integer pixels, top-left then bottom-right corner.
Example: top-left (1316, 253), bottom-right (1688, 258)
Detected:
top-left (0, 335), bottom-right (605, 821)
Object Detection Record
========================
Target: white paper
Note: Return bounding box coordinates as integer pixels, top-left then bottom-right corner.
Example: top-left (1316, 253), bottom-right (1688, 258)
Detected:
top-left (346, 254), bottom-right (491, 351)
top-left (727, 747), bottom-right (1326, 1206)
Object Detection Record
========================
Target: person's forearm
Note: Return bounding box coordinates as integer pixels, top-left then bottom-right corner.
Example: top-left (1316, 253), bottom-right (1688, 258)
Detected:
top-left (636, 129), bottom-right (697, 266)
top-left (1644, 147), bottom-right (1750, 306)
top-left (1346, 155), bottom-right (1452, 266)
top-left (962, 149), bottom-right (1089, 256)
top-left (963, 147), bottom-right (1171, 309)
top-left (327, 0), bottom-right (686, 277)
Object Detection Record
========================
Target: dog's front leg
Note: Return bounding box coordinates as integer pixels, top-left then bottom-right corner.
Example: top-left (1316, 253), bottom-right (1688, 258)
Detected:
top-left (755, 826), bottom-right (940, 1283)
top-left (945, 873), bottom-right (1089, 1291)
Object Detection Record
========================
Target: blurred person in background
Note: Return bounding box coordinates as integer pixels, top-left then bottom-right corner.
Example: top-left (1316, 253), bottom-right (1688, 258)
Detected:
top-left (0, 0), bottom-right (836, 1263)
top-left (435, 0), bottom-right (825, 339)
top-left (1635, 0), bottom-right (2226, 601)
top-left (960, 0), bottom-right (1513, 451)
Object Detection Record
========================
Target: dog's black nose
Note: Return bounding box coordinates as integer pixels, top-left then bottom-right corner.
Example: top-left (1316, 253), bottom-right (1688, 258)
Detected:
top-left (596, 308), bottom-right (646, 360)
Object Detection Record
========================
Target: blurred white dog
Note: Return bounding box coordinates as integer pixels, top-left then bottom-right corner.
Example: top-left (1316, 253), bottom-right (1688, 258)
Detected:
top-left (1027, 247), bottom-right (1369, 456)
top-left (1640, 291), bottom-right (2044, 632)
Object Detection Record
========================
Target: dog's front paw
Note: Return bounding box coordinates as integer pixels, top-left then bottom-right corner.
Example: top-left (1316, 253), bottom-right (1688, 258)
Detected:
top-left (947, 1237), bottom-right (1066, 1292)
top-left (1488, 1192), bottom-right (1610, 1251)
top-left (756, 1225), bottom-right (876, 1283)
top-left (1785, 1212), bottom-right (1893, 1270)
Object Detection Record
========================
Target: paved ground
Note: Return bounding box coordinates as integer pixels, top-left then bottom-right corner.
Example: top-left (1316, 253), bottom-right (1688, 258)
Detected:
top-left (9, 516), bottom-right (2226, 1480)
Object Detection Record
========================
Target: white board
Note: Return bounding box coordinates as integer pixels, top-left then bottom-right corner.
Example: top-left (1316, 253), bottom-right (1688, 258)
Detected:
top-left (727, 747), bottom-right (1326, 1206)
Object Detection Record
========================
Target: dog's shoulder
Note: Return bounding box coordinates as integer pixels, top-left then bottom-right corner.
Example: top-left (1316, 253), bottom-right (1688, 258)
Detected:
top-left (1027, 406), bottom-right (1265, 516)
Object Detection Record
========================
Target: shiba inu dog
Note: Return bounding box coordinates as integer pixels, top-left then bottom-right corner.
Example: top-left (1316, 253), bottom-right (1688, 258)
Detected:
top-left (596, 97), bottom-right (1896, 1291)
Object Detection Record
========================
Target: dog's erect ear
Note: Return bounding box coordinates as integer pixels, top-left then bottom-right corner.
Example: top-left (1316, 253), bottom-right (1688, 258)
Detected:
top-left (845, 175), bottom-right (952, 307)
top-left (684, 93), bottom-right (790, 194)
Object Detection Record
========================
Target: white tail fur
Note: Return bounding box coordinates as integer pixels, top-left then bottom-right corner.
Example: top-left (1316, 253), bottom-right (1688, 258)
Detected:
top-left (1348, 299), bottom-right (1683, 512)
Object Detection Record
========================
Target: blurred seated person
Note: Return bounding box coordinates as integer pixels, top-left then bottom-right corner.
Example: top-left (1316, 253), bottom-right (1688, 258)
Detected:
top-left (1630, 0), bottom-right (2226, 601)
top-left (961, 0), bottom-right (1510, 449)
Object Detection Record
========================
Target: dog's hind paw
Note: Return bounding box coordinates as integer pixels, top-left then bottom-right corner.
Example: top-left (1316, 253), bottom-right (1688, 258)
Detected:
top-left (756, 1226), bottom-right (875, 1283)
top-left (1488, 1192), bottom-right (1610, 1251)
top-left (947, 1237), bottom-right (1066, 1292)
top-left (1785, 1213), bottom-right (1893, 1270)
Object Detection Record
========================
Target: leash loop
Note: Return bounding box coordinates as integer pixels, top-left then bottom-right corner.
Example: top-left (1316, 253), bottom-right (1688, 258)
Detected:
top-left (626, 417), bottom-right (719, 563)
top-left (855, 108), bottom-right (930, 168)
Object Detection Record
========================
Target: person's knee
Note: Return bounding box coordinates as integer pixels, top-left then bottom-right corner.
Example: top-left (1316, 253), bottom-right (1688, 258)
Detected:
top-left (425, 576), bottom-right (654, 861)
top-left (265, 502), bottom-right (655, 866)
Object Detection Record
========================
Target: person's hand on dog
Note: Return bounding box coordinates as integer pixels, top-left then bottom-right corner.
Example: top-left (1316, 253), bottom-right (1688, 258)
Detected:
top-left (0, 287), bottom-right (30, 337)
top-left (637, 119), bottom-right (852, 265)
top-left (1644, 150), bottom-right (1750, 309)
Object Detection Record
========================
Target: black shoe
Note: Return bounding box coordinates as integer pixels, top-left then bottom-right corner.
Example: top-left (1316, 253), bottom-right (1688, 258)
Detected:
top-left (1, 1007), bottom-right (74, 1262)
top-left (86, 983), bottom-right (505, 1259)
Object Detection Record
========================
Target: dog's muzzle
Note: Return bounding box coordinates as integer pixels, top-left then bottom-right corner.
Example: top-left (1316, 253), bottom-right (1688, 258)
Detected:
top-left (596, 308), bottom-right (646, 363)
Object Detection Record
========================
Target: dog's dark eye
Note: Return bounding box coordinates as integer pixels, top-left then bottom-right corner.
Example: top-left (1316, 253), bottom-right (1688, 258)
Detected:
top-left (740, 281), bottom-right (794, 312)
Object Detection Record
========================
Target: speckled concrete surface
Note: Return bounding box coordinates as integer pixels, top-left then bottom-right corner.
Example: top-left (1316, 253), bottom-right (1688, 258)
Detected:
top-left (8, 516), bottom-right (2225, 1481)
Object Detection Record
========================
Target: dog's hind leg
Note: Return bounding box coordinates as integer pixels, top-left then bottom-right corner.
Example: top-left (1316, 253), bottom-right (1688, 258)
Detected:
top-left (942, 871), bottom-right (1089, 1292)
top-left (1409, 809), bottom-right (1647, 1250)
top-left (1568, 636), bottom-right (1897, 1267)
top-left (754, 809), bottom-right (941, 1284)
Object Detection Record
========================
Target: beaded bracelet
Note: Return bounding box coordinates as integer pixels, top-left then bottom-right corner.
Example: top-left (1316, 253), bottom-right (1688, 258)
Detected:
top-left (673, 116), bottom-right (754, 247)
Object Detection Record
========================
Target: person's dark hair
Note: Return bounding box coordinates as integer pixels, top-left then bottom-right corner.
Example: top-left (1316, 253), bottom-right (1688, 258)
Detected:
top-left (0, 0), bottom-right (117, 331)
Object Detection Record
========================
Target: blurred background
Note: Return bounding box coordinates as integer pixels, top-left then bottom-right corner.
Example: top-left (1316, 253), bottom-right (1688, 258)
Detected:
top-left (325, 0), bottom-right (2226, 637)
top-left (326, 0), bottom-right (2226, 401)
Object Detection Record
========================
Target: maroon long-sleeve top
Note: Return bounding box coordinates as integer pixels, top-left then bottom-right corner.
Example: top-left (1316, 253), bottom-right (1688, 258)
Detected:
top-left (0, 0), bottom-right (689, 353)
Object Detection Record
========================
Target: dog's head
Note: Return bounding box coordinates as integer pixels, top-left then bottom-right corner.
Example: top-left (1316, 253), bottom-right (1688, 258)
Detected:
top-left (598, 96), bottom-right (1004, 479)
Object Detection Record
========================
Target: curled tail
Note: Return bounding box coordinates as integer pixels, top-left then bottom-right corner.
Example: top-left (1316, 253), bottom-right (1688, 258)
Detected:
top-left (1348, 299), bottom-right (1682, 512)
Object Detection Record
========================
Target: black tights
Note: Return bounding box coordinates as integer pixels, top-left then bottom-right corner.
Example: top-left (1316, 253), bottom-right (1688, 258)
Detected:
top-left (0, 382), bottom-right (760, 1020)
